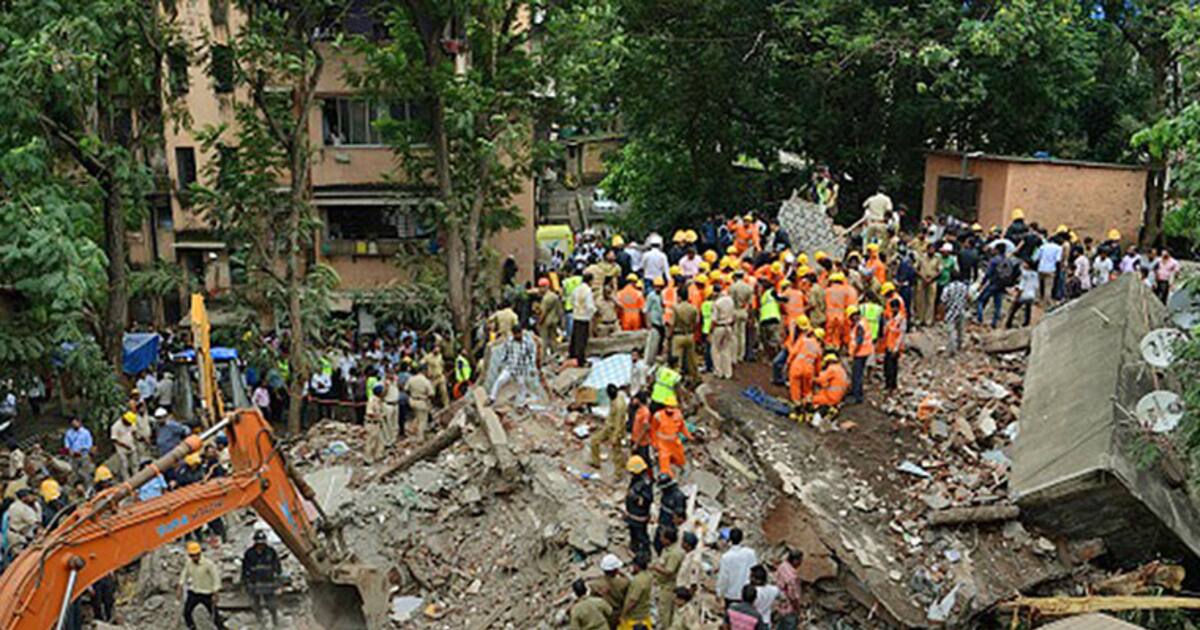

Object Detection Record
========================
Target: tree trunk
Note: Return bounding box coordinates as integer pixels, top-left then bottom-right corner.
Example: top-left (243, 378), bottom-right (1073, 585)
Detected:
top-left (1141, 165), bottom-right (1167, 248)
top-left (102, 177), bottom-right (129, 373)
top-left (286, 123), bottom-right (309, 435)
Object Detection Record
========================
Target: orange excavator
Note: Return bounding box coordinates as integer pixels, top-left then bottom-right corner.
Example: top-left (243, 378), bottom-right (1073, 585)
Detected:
top-left (0, 408), bottom-right (387, 630)
top-left (0, 296), bottom-right (387, 629)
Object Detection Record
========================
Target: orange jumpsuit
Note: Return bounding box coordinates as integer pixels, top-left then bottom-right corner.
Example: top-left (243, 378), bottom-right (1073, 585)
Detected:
top-left (824, 283), bottom-right (859, 349)
top-left (865, 255), bottom-right (887, 284)
top-left (663, 286), bottom-right (678, 325)
top-left (687, 284), bottom-right (704, 309)
top-left (883, 310), bottom-right (905, 354)
top-left (849, 318), bottom-right (874, 359)
top-left (631, 404), bottom-right (653, 454)
top-left (781, 288), bottom-right (807, 324)
top-left (653, 407), bottom-right (693, 476)
top-left (813, 363), bottom-right (849, 407)
top-left (616, 284), bottom-right (646, 331)
top-left (730, 221), bottom-right (760, 255)
top-left (787, 335), bottom-right (822, 403)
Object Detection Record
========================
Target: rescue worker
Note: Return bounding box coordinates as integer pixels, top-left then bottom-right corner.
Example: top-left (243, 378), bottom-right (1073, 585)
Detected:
top-left (593, 554), bottom-right (630, 628)
top-left (110, 411), bottom-right (138, 481)
top-left (804, 267), bottom-right (826, 333)
top-left (644, 277), bottom-right (666, 365)
top-left (864, 243), bottom-right (887, 284)
top-left (535, 278), bottom-right (564, 362)
top-left (423, 342), bottom-right (449, 408)
top-left (651, 356), bottom-right (683, 409)
top-left (758, 280), bottom-right (783, 359)
top-left (616, 274), bottom-right (646, 331)
top-left (711, 286), bottom-right (737, 379)
top-left (594, 285), bottom-right (621, 338)
top-left (382, 371), bottom-right (401, 446)
top-left (242, 530), bottom-right (282, 627)
top-left (824, 272), bottom-right (858, 350)
top-left (568, 579), bottom-right (613, 630)
top-left (453, 352), bottom-right (472, 400)
top-left (651, 528), bottom-right (685, 628)
top-left (364, 383), bottom-right (386, 461)
top-left (729, 269), bottom-right (755, 363)
top-left (882, 294), bottom-right (906, 390)
top-left (620, 553), bottom-right (654, 630)
top-left (179, 541), bottom-right (225, 630)
top-left (591, 384), bottom-right (628, 476)
top-left (654, 473), bottom-right (687, 555)
top-left (407, 362), bottom-right (435, 442)
top-left (915, 242), bottom-right (941, 326)
top-left (780, 279), bottom-right (806, 326)
top-left (625, 456), bottom-right (654, 557)
top-left (630, 392), bottom-right (654, 463)
top-left (668, 282), bottom-right (700, 383)
top-left (813, 354), bottom-right (849, 412)
top-left (847, 306), bottom-right (873, 405)
top-left (730, 213), bottom-right (760, 255)
top-left (653, 404), bottom-right (692, 478)
top-left (787, 318), bottom-right (822, 411)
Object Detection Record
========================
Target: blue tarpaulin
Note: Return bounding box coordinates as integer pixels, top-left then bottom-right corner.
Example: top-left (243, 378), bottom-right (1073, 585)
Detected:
top-left (170, 347), bottom-right (239, 362)
top-left (122, 333), bottom-right (161, 375)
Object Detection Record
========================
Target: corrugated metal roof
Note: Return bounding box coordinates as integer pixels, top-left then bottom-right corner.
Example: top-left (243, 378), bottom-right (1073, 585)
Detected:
top-left (1039, 613), bottom-right (1144, 629)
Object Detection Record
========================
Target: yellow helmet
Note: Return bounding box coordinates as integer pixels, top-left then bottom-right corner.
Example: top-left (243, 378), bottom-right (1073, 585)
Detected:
top-left (673, 230), bottom-right (686, 242)
top-left (814, 329), bottom-right (826, 339)
top-left (823, 353), bottom-right (838, 364)
top-left (652, 276), bottom-right (665, 287)
top-left (866, 243), bottom-right (880, 253)
top-left (122, 411), bottom-right (137, 424)
top-left (94, 465), bottom-right (114, 483)
top-left (703, 250), bottom-right (717, 263)
top-left (780, 279), bottom-right (792, 289)
top-left (971, 223), bottom-right (983, 231)
top-left (626, 455), bottom-right (648, 474)
top-left (794, 315), bottom-right (811, 330)
top-left (626, 273), bottom-right (639, 282)
top-left (814, 251), bottom-right (829, 261)
top-left (721, 259), bottom-right (736, 271)
top-left (726, 246), bottom-right (738, 255)
top-left (770, 262), bottom-right (783, 273)
top-left (684, 230), bottom-right (698, 243)
top-left (743, 213), bottom-right (754, 221)
top-left (881, 281), bottom-right (896, 295)
top-left (694, 273), bottom-right (709, 284)
top-left (796, 265), bottom-right (812, 277)
top-left (186, 541), bottom-right (202, 555)
top-left (669, 265), bottom-right (682, 277)
top-left (40, 478), bottom-right (61, 502)
top-left (1107, 229), bottom-right (1121, 241)
top-left (698, 261), bottom-right (711, 272)
top-left (829, 272), bottom-right (846, 283)
top-left (846, 305), bottom-right (860, 317)
top-left (704, 286), bottom-right (715, 298)
top-left (1055, 224), bottom-right (1069, 234)
top-left (611, 235), bottom-right (625, 248)
top-left (185, 452), bottom-right (202, 467)
top-left (1011, 208), bottom-right (1025, 220)
top-left (797, 253), bottom-right (809, 265)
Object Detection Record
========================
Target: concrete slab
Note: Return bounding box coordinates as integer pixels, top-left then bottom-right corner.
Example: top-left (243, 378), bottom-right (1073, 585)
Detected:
top-left (305, 465), bottom-right (354, 513)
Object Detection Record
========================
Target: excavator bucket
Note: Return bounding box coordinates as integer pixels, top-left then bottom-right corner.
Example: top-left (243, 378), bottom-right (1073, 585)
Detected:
top-left (311, 563), bottom-right (390, 629)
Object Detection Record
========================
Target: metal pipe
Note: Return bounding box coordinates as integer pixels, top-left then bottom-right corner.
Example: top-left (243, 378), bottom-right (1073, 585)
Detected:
top-left (53, 566), bottom-right (79, 630)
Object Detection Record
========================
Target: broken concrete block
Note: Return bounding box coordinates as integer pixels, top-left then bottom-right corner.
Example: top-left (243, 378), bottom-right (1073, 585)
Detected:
top-left (690, 468), bottom-right (723, 499)
top-left (976, 408), bottom-right (997, 438)
top-left (550, 367), bottom-right (591, 395)
top-left (980, 326), bottom-right (1031, 354)
top-left (587, 330), bottom-right (648, 356)
top-left (897, 461), bottom-right (932, 479)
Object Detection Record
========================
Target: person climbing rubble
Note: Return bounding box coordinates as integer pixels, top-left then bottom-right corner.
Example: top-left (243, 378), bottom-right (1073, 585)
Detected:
top-left (242, 530), bottom-right (282, 627)
top-left (591, 384), bottom-right (629, 476)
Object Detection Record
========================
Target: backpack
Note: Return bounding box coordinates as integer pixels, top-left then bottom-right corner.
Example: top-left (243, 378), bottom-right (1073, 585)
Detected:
top-left (999, 258), bottom-right (1021, 288)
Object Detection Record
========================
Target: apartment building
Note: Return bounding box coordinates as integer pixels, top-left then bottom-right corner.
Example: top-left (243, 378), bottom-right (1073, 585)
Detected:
top-left (127, 0), bottom-right (535, 323)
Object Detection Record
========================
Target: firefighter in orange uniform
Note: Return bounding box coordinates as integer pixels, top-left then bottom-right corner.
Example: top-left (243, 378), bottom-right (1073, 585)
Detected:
top-left (730, 214), bottom-right (760, 255)
top-left (846, 305), bottom-right (872, 404)
top-left (616, 274), bottom-right (646, 331)
top-left (780, 279), bottom-right (807, 326)
top-left (653, 404), bottom-right (693, 477)
top-left (864, 243), bottom-right (887, 284)
top-left (813, 354), bottom-right (849, 411)
top-left (787, 317), bottom-right (822, 413)
top-left (824, 272), bottom-right (859, 349)
top-left (882, 294), bottom-right (906, 390)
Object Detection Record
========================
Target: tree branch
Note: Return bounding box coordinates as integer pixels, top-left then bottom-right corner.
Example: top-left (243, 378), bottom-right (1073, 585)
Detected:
top-left (37, 114), bottom-right (108, 180)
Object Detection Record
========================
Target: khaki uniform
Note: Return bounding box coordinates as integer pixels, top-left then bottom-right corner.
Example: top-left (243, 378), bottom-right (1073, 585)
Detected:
top-left (491, 308), bottom-right (518, 340)
top-left (915, 252), bottom-right (941, 325)
top-left (591, 574), bottom-right (630, 628)
top-left (729, 280), bottom-right (754, 363)
top-left (569, 596), bottom-right (613, 630)
top-left (654, 543), bottom-right (686, 627)
top-left (110, 419), bottom-right (137, 480)
top-left (710, 295), bottom-right (736, 379)
top-left (669, 302), bottom-right (700, 382)
top-left (807, 282), bottom-right (827, 328)
top-left (537, 291), bottom-right (563, 361)
top-left (620, 571), bottom-right (653, 628)
top-left (383, 380), bottom-right (401, 445)
top-left (590, 392), bottom-right (628, 474)
top-left (423, 350), bottom-right (449, 408)
top-left (406, 373), bottom-right (435, 441)
top-left (595, 298), bottom-right (620, 338)
top-left (364, 396), bottom-right (387, 460)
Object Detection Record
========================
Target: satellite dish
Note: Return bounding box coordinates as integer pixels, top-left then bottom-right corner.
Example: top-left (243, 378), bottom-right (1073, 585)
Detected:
top-left (1140, 328), bottom-right (1188, 368)
top-left (1168, 287), bottom-right (1200, 330)
top-left (1135, 390), bottom-right (1184, 434)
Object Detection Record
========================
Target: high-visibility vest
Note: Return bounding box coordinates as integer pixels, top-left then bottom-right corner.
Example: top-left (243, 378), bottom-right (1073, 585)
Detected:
top-left (366, 375), bottom-right (379, 400)
top-left (651, 367), bottom-right (682, 407)
top-left (850, 320), bottom-right (874, 358)
top-left (861, 302), bottom-right (883, 340)
top-left (455, 355), bottom-right (472, 383)
top-left (562, 276), bottom-right (582, 312)
top-left (759, 290), bottom-right (781, 323)
top-left (701, 301), bottom-right (713, 335)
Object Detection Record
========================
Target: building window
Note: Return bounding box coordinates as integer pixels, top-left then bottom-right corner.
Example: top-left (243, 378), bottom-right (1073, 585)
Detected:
top-left (175, 147), bottom-right (197, 205)
top-left (325, 205), bottom-right (429, 241)
top-left (211, 45), bottom-right (235, 94)
top-left (322, 98), bottom-right (430, 146)
top-left (936, 176), bottom-right (980, 221)
top-left (168, 47), bottom-right (190, 96)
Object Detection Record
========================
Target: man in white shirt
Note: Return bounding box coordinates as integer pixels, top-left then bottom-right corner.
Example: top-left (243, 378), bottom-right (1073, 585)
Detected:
top-left (570, 273), bottom-right (597, 364)
top-left (1035, 236), bottom-right (1063, 305)
top-left (861, 190), bottom-right (893, 246)
top-left (716, 527), bottom-right (758, 608)
top-left (641, 239), bottom-right (669, 284)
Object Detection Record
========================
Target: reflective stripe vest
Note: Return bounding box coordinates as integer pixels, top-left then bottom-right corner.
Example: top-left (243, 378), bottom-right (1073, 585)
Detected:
top-left (850, 319), bottom-right (874, 358)
top-left (455, 355), bottom-right (472, 383)
top-left (884, 311), bottom-right (906, 353)
top-left (562, 276), bottom-right (582, 312)
top-left (759, 290), bottom-right (781, 323)
top-left (701, 301), bottom-right (713, 335)
top-left (651, 367), bottom-right (682, 407)
top-left (860, 302), bottom-right (883, 340)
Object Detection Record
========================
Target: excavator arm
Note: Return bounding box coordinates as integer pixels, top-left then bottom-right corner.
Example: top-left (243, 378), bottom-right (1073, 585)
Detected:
top-left (0, 409), bottom-right (386, 630)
